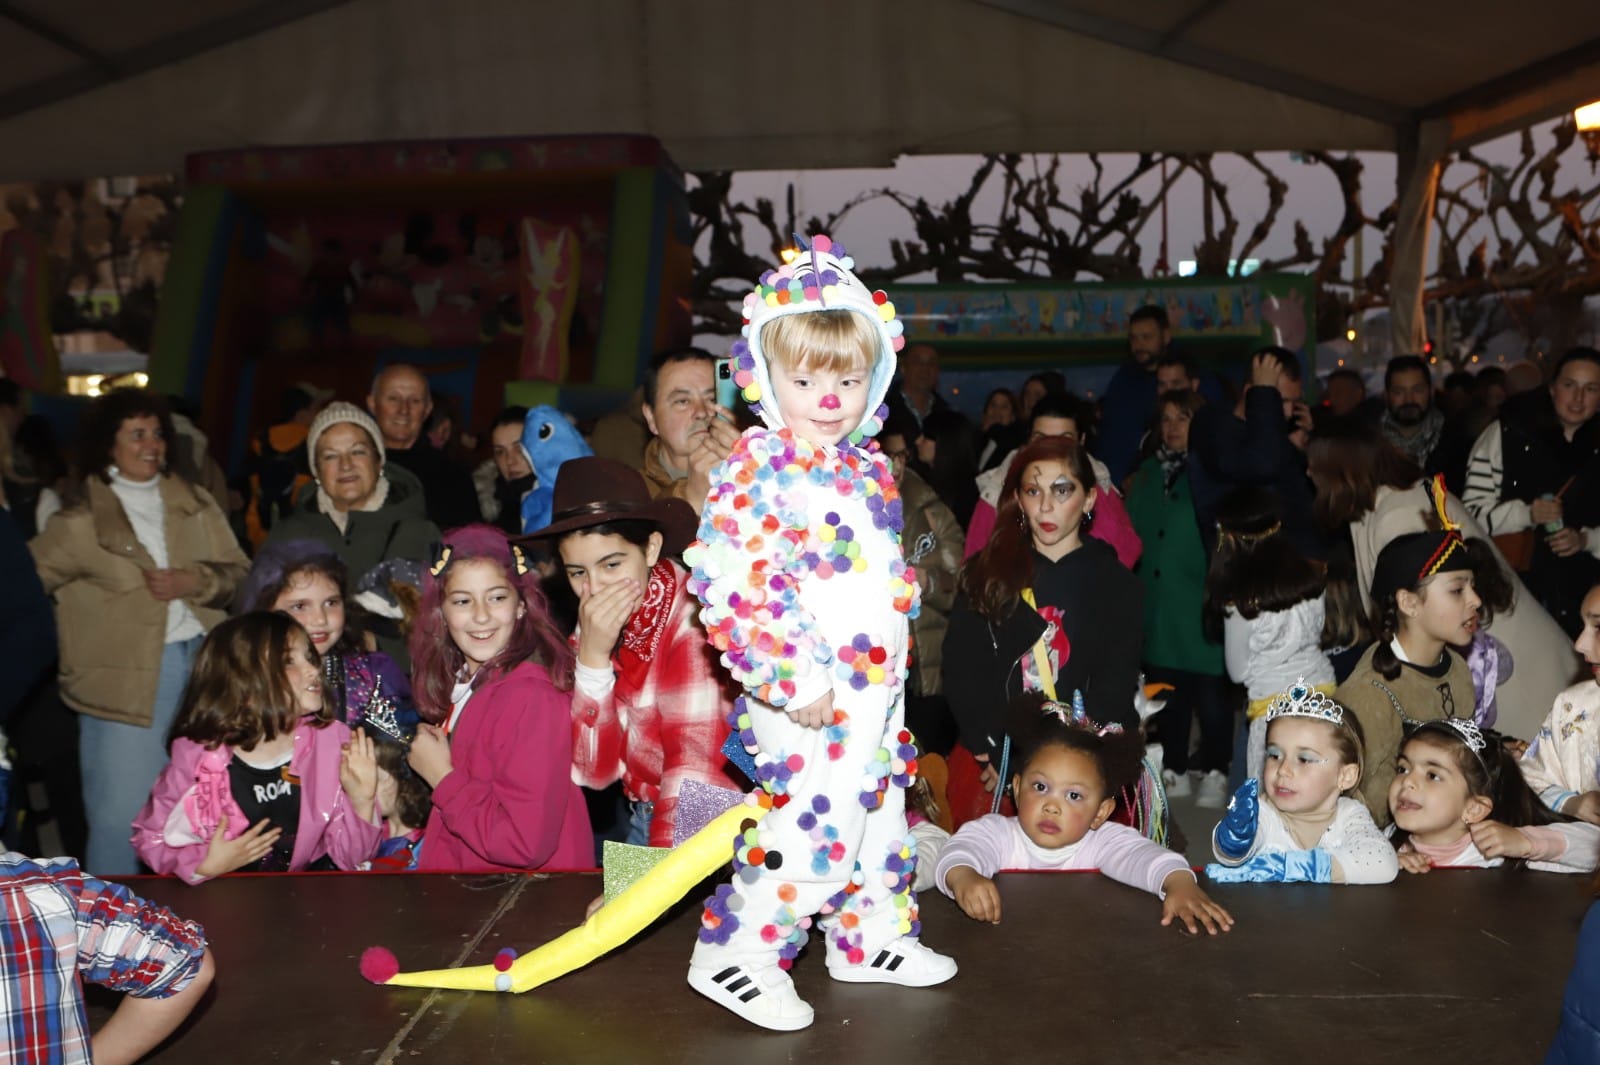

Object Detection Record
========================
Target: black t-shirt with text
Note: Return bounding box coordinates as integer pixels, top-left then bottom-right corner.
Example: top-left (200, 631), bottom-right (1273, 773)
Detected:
top-left (228, 753), bottom-right (300, 871)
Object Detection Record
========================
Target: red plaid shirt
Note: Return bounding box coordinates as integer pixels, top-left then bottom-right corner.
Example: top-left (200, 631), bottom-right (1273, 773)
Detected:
top-left (0, 853), bottom-right (207, 1064)
top-left (571, 561), bottom-right (742, 847)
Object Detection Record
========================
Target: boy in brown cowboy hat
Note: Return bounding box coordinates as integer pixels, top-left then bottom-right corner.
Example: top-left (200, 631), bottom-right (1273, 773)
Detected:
top-left (522, 457), bottom-right (742, 850)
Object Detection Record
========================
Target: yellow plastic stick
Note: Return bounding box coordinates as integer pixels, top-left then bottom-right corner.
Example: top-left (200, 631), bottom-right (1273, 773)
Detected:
top-left (377, 801), bottom-right (768, 993)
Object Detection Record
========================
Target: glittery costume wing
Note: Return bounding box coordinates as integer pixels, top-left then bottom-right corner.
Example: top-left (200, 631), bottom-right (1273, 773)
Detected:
top-left (682, 430), bottom-right (836, 710)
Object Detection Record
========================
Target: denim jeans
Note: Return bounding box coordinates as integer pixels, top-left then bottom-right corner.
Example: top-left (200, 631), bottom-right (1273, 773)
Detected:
top-left (624, 800), bottom-right (655, 847)
top-left (79, 635), bottom-right (201, 874)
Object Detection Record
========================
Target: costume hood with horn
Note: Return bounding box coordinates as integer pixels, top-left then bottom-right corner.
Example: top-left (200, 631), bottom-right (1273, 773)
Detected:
top-left (728, 233), bottom-right (903, 445)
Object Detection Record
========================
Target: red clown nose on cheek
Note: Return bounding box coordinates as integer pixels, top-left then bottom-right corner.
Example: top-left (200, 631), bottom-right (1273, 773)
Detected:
top-left (819, 393), bottom-right (841, 410)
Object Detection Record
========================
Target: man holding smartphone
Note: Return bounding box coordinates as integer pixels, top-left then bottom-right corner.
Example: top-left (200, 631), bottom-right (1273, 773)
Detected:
top-left (640, 347), bottom-right (742, 516)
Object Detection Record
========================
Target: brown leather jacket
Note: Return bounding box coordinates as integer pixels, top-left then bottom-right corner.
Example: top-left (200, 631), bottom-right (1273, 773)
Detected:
top-left (642, 437), bottom-right (697, 509)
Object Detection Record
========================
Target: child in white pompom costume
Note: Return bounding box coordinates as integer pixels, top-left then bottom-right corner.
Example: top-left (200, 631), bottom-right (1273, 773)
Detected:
top-left (683, 235), bottom-right (957, 1031)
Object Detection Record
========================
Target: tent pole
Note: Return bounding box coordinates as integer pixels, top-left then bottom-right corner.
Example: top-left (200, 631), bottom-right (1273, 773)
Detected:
top-left (1390, 119), bottom-right (1450, 357)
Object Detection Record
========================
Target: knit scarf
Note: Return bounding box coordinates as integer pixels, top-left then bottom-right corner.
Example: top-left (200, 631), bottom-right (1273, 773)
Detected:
top-left (614, 560), bottom-right (680, 691)
top-left (1155, 445), bottom-right (1188, 494)
top-left (1380, 407), bottom-right (1445, 468)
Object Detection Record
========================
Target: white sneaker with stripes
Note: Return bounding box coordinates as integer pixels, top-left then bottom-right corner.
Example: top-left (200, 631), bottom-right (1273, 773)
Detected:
top-left (687, 962), bottom-right (814, 1031)
top-left (827, 939), bottom-right (957, 987)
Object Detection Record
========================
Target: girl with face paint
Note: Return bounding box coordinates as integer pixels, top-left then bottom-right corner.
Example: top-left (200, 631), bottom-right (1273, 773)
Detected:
top-left (943, 437), bottom-right (1150, 837)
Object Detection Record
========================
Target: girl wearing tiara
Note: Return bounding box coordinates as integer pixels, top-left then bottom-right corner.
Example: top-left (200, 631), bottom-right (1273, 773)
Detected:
top-left (1203, 487), bottom-right (1335, 785)
top-left (1208, 682), bottom-right (1398, 885)
top-left (342, 699), bottom-right (432, 872)
top-left (936, 694), bottom-right (1232, 933)
top-left (1335, 479), bottom-right (1495, 825)
top-left (1389, 719), bottom-right (1598, 874)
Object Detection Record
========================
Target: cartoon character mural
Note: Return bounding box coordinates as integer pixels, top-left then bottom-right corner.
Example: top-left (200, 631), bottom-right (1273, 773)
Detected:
top-left (519, 218), bottom-right (581, 382)
top-left (149, 136), bottom-right (693, 474)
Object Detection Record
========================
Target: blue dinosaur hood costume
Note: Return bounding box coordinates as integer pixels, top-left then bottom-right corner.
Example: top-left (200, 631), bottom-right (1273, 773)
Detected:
top-left (517, 405), bottom-right (593, 534)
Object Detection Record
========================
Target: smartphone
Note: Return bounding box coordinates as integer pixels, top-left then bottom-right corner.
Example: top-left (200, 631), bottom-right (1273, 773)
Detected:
top-left (716, 358), bottom-right (738, 411)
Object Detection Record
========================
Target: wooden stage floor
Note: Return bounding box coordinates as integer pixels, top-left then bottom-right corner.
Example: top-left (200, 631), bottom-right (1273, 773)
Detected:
top-left (104, 867), bottom-right (1590, 1064)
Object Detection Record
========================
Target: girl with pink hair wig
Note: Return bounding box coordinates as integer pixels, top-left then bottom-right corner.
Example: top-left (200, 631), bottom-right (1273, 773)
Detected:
top-left (405, 525), bottom-right (592, 872)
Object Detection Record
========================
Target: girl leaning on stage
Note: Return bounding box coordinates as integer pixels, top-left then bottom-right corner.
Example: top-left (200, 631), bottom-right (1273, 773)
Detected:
top-left (131, 612), bottom-right (383, 883)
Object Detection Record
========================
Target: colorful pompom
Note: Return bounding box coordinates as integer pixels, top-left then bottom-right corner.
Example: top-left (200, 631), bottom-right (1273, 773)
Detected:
top-left (360, 946), bottom-right (400, 985)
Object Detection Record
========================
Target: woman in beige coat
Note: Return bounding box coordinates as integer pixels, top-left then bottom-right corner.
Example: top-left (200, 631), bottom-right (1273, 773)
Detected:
top-left (30, 389), bottom-right (248, 874)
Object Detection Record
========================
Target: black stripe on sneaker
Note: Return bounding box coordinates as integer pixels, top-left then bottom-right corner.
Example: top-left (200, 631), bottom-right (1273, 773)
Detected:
top-left (725, 975), bottom-right (751, 992)
top-left (713, 967), bottom-right (740, 984)
top-left (884, 955), bottom-right (903, 972)
top-left (738, 987), bottom-right (762, 1003)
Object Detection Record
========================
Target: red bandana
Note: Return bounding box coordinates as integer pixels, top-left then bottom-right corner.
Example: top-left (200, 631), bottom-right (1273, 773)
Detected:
top-left (614, 560), bottom-right (680, 691)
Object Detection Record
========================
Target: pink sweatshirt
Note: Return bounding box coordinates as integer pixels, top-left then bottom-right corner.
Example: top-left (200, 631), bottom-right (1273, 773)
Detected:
top-left (934, 813), bottom-right (1193, 898)
top-left (131, 718), bottom-right (382, 884)
top-left (1398, 823), bottom-right (1600, 875)
top-left (419, 660), bottom-right (594, 873)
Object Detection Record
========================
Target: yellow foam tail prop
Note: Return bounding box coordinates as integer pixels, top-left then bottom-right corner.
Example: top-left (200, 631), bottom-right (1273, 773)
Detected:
top-left (375, 801), bottom-right (767, 993)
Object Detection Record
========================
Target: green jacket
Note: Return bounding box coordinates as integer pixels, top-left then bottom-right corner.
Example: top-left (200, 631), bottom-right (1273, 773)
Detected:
top-left (265, 463), bottom-right (440, 587)
top-left (1124, 456), bottom-right (1223, 675)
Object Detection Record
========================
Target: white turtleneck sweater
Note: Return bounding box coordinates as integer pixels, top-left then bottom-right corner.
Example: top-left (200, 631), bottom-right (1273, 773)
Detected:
top-left (108, 471), bottom-right (205, 644)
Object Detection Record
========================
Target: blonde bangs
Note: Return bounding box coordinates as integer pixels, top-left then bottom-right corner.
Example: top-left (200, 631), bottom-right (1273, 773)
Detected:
top-left (760, 309), bottom-right (880, 375)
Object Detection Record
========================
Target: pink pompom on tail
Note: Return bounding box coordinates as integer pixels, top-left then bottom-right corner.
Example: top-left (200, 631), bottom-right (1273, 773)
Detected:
top-left (360, 946), bottom-right (400, 984)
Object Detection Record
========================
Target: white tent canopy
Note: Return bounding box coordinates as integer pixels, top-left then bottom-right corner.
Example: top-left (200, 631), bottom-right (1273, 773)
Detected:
top-left (0, 0), bottom-right (1595, 177)
top-left (1, 0), bottom-right (1597, 349)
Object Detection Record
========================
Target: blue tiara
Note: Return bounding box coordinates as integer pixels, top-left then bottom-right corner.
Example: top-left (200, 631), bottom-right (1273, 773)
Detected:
top-left (1264, 680), bottom-right (1344, 727)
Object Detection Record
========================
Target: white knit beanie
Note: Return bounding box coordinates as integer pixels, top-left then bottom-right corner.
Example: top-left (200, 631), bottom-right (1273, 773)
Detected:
top-left (307, 401), bottom-right (386, 469)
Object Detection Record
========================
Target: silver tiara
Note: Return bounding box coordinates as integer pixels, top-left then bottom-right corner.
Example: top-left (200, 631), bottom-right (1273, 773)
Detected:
top-left (361, 679), bottom-right (409, 747)
top-left (1429, 718), bottom-right (1487, 755)
top-left (1264, 680), bottom-right (1344, 726)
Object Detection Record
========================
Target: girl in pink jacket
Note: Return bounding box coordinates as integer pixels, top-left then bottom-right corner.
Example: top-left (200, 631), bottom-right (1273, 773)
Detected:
top-left (132, 612), bottom-right (383, 883)
top-left (405, 526), bottom-right (593, 873)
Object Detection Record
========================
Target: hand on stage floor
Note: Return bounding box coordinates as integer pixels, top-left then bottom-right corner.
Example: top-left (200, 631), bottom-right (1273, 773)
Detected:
top-left (786, 690), bottom-right (834, 730)
top-left (1159, 873), bottom-right (1234, 935)
top-left (1212, 779), bottom-right (1259, 861)
top-left (945, 865), bottom-right (1001, 924)
top-left (195, 815), bottom-right (282, 878)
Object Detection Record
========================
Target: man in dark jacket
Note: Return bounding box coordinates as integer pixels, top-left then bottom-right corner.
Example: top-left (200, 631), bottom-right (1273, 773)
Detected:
top-left (367, 363), bottom-right (481, 530)
top-left (1099, 304), bottom-right (1169, 485)
top-left (1187, 346), bottom-right (1323, 560)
